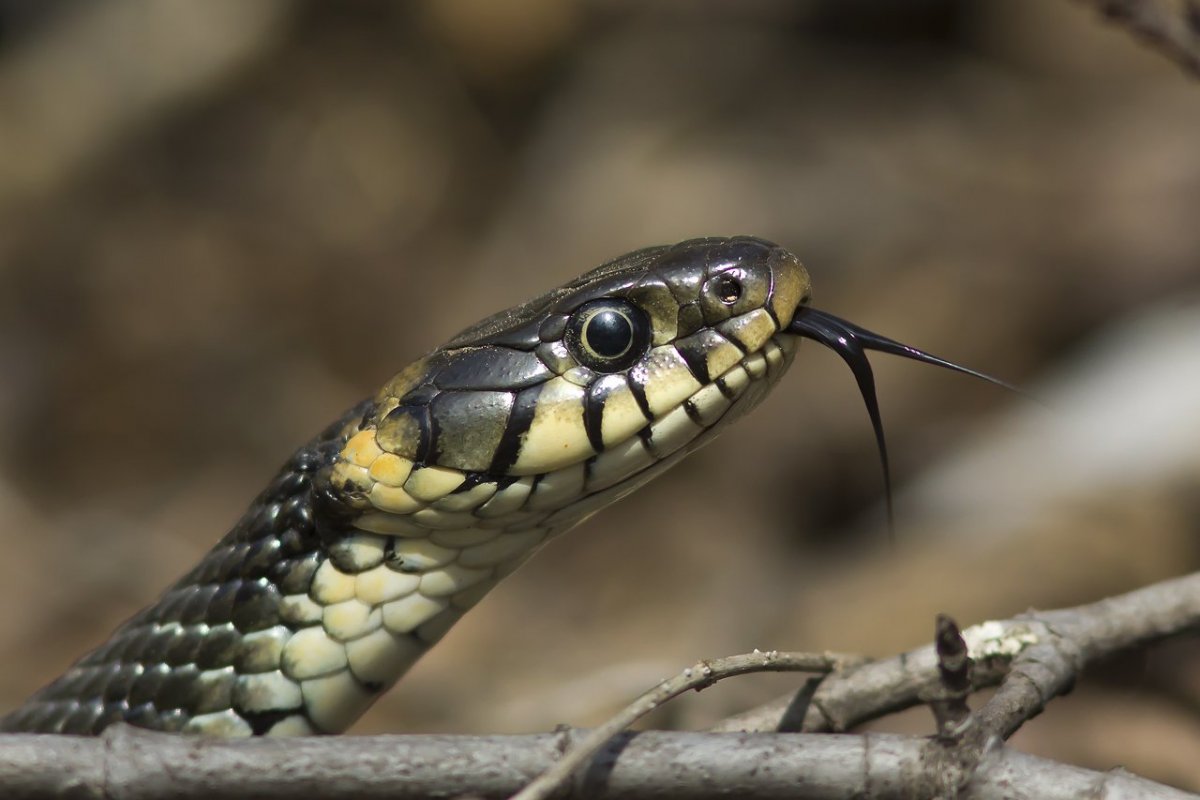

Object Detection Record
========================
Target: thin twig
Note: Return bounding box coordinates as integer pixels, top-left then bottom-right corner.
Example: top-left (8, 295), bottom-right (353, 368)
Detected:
top-left (715, 571), bottom-right (1200, 736)
top-left (710, 620), bottom-right (1032, 734)
top-left (509, 650), bottom-right (858, 800)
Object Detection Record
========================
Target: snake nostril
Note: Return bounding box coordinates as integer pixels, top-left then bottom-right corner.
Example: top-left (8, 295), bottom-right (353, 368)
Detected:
top-left (710, 274), bottom-right (742, 305)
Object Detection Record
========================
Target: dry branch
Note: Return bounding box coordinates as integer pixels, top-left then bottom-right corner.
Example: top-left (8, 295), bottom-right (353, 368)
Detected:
top-left (1080, 0), bottom-right (1200, 75)
top-left (716, 571), bottom-right (1200, 737)
top-left (2, 572), bottom-right (1200, 798)
top-left (0, 725), bottom-right (1194, 800)
top-left (511, 650), bottom-right (860, 800)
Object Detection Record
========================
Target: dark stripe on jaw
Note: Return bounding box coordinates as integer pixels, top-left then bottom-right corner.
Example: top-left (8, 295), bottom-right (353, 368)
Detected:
top-left (583, 374), bottom-right (638, 453)
top-left (381, 404), bottom-right (434, 466)
top-left (721, 328), bottom-right (749, 356)
top-left (636, 424), bottom-right (654, 450)
top-left (424, 404), bottom-right (443, 468)
top-left (675, 302), bottom-right (705, 338)
top-left (526, 473), bottom-right (545, 508)
top-left (583, 383), bottom-right (608, 454)
top-left (676, 327), bottom-right (745, 385)
top-left (682, 398), bottom-right (705, 426)
top-left (489, 383), bottom-right (543, 475)
top-left (241, 710), bottom-right (299, 736)
top-left (453, 473), bottom-right (493, 493)
top-left (581, 453), bottom-right (599, 490)
top-left (641, 417), bottom-right (673, 461)
top-left (626, 369), bottom-right (653, 421)
top-left (715, 376), bottom-right (738, 400)
top-left (673, 339), bottom-right (711, 385)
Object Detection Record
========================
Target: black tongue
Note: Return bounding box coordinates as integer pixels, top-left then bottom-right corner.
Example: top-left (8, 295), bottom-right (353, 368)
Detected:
top-left (787, 306), bottom-right (1021, 534)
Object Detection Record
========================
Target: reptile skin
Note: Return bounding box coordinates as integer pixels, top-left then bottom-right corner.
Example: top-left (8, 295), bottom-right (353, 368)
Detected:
top-left (3, 235), bottom-right (1011, 736)
top-left (2, 236), bottom-right (809, 736)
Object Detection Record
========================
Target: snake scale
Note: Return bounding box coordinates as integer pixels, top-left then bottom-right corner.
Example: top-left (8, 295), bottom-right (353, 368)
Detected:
top-left (1, 236), bottom-right (1006, 736)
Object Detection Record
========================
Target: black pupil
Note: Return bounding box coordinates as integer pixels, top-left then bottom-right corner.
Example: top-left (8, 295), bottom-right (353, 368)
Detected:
top-left (585, 310), bottom-right (633, 358)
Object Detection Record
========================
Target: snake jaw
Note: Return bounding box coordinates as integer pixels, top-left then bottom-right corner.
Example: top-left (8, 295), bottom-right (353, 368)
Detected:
top-left (786, 306), bottom-right (1018, 529)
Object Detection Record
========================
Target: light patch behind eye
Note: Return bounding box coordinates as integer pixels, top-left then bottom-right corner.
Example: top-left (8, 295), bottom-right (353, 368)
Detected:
top-left (511, 376), bottom-right (595, 474)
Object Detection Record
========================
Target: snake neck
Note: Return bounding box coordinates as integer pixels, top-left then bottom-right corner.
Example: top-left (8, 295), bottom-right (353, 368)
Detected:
top-left (1, 334), bottom-right (796, 736)
top-left (0, 403), bottom-right (366, 735)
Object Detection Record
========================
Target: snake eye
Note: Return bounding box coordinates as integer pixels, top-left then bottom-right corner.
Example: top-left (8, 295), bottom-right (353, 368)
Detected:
top-left (565, 299), bottom-right (651, 372)
top-left (708, 273), bottom-right (743, 305)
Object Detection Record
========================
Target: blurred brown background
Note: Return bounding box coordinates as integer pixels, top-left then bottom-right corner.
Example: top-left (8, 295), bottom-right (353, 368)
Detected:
top-left (2, 0), bottom-right (1200, 789)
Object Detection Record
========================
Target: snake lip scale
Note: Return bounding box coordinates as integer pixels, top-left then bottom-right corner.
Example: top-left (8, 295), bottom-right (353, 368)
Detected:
top-left (1, 236), bottom-right (1011, 736)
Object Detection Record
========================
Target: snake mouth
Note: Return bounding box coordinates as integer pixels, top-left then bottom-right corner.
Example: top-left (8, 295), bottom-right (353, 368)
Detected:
top-left (787, 306), bottom-right (1019, 528)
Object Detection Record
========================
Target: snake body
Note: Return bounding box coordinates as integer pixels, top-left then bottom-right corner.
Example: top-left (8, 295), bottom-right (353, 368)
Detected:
top-left (2, 236), bottom-right (810, 736)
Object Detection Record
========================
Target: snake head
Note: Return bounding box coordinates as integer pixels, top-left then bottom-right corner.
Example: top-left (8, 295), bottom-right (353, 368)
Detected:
top-left (328, 235), bottom-right (1013, 541)
top-left (328, 237), bottom-right (811, 538)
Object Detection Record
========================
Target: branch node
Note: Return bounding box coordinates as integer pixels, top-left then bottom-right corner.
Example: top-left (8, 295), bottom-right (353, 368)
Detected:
top-left (925, 613), bottom-right (975, 740)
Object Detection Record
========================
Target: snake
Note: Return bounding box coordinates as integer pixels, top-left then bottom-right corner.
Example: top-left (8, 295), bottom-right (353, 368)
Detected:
top-left (0, 236), bottom-right (1009, 736)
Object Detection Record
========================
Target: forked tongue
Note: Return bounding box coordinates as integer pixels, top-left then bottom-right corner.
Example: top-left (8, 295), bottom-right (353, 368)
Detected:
top-left (788, 306), bottom-right (1021, 534)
